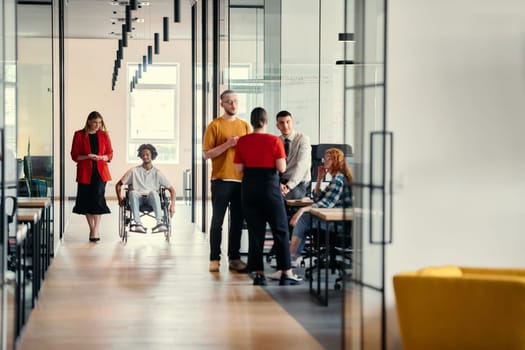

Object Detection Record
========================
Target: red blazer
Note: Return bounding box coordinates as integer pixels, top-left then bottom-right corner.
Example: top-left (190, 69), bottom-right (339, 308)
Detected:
top-left (70, 130), bottom-right (113, 184)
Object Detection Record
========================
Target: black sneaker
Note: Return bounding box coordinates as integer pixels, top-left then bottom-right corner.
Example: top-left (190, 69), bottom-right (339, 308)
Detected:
top-left (253, 274), bottom-right (267, 286)
top-left (279, 272), bottom-right (302, 286)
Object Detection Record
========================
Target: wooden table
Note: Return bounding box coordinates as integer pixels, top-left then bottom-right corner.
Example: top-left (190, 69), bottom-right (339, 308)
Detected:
top-left (17, 208), bottom-right (42, 308)
top-left (17, 197), bottom-right (53, 275)
top-left (309, 208), bottom-right (353, 306)
top-left (9, 224), bottom-right (28, 338)
top-left (285, 197), bottom-right (313, 207)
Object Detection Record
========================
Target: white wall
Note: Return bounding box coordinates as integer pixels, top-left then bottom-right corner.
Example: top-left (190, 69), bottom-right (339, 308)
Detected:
top-left (387, 0), bottom-right (525, 347)
top-left (18, 38), bottom-right (53, 157)
top-left (63, 38), bottom-right (192, 198)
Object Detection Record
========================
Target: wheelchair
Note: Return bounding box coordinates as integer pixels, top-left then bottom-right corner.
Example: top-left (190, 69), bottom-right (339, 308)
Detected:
top-left (118, 186), bottom-right (172, 243)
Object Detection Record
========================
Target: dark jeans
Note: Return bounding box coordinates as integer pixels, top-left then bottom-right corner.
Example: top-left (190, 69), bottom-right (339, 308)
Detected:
top-left (209, 180), bottom-right (243, 261)
top-left (242, 168), bottom-right (291, 272)
top-left (283, 181), bottom-right (308, 200)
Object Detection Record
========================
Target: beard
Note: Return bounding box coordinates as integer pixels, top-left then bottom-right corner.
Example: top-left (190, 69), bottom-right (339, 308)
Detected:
top-left (224, 109), bottom-right (236, 116)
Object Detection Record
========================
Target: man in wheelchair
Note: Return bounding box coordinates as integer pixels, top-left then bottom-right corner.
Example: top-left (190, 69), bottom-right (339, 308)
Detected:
top-left (115, 144), bottom-right (176, 233)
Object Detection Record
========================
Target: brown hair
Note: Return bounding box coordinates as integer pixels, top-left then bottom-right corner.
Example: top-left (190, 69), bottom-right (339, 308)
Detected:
top-left (250, 107), bottom-right (267, 129)
top-left (324, 148), bottom-right (353, 183)
top-left (83, 111), bottom-right (107, 133)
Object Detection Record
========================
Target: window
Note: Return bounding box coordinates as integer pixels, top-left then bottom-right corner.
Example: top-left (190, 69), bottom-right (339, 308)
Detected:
top-left (127, 64), bottom-right (179, 163)
top-left (225, 63), bottom-right (262, 120)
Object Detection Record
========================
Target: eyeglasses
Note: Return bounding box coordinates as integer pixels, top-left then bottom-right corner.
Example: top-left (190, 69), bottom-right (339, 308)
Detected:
top-left (322, 156), bottom-right (332, 163)
top-left (223, 99), bottom-right (239, 105)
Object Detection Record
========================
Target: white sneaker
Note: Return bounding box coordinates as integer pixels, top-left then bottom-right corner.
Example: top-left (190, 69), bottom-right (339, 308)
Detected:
top-left (131, 224), bottom-right (147, 233)
top-left (279, 271), bottom-right (303, 285)
top-left (268, 270), bottom-right (303, 281)
top-left (152, 223), bottom-right (168, 233)
top-left (286, 271), bottom-right (303, 281)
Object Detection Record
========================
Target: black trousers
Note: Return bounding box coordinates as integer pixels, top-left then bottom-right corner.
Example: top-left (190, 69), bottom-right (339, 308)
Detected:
top-left (209, 180), bottom-right (243, 261)
top-left (242, 168), bottom-right (291, 272)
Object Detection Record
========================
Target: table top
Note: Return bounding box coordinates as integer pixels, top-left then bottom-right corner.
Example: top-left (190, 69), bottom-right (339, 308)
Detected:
top-left (310, 208), bottom-right (353, 221)
top-left (17, 208), bottom-right (42, 222)
top-left (286, 197), bottom-right (314, 207)
top-left (17, 197), bottom-right (52, 208)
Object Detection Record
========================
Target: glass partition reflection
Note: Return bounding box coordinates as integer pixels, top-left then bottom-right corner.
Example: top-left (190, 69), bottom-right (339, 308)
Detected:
top-left (17, 1), bottom-right (55, 286)
top-left (17, 3), bottom-right (53, 199)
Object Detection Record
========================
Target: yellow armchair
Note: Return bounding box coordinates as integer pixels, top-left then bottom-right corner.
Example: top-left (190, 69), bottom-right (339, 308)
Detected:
top-left (393, 265), bottom-right (525, 350)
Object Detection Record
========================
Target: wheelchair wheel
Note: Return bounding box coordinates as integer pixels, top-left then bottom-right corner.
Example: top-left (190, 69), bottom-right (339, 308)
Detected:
top-left (164, 210), bottom-right (171, 243)
top-left (164, 221), bottom-right (171, 243)
top-left (160, 189), bottom-right (171, 243)
top-left (119, 204), bottom-right (129, 244)
top-left (118, 205), bottom-right (125, 238)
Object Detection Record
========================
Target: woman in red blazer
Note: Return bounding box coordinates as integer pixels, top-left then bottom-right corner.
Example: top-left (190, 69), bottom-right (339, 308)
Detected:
top-left (70, 111), bottom-right (113, 242)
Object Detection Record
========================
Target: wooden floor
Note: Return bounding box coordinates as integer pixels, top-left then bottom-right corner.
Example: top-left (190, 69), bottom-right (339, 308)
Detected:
top-left (16, 201), bottom-right (325, 350)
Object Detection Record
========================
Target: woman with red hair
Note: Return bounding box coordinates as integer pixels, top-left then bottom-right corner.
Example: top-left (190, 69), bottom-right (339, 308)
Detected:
top-left (286, 147), bottom-right (353, 267)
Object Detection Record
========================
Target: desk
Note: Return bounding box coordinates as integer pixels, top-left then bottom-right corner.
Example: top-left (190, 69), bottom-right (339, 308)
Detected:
top-left (9, 224), bottom-right (28, 338)
top-left (17, 208), bottom-right (42, 308)
top-left (285, 197), bottom-right (313, 207)
top-left (17, 197), bottom-right (53, 275)
top-left (309, 208), bottom-right (353, 306)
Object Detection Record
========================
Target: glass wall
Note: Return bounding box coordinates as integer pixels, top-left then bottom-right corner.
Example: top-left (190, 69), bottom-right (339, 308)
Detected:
top-left (346, 0), bottom-right (390, 349)
top-left (227, 0), bottom-right (265, 120)
top-left (17, 1), bottom-right (54, 239)
top-left (1, 0), bottom-right (18, 347)
top-left (226, 0), bottom-right (348, 144)
top-left (192, 0), bottom-right (217, 233)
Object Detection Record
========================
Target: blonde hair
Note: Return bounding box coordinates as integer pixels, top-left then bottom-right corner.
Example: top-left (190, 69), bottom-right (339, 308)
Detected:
top-left (83, 111), bottom-right (107, 133)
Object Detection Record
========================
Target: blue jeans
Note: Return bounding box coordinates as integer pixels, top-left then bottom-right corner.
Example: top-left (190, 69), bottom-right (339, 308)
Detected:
top-left (292, 212), bottom-right (339, 255)
top-left (209, 180), bottom-right (243, 261)
top-left (129, 190), bottom-right (163, 225)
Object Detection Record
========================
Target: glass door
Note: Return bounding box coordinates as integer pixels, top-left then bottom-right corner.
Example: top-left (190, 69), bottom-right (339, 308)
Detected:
top-left (345, 0), bottom-right (392, 349)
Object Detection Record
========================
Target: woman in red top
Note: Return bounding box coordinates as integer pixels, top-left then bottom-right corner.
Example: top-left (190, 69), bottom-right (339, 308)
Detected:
top-left (234, 107), bottom-right (301, 286)
top-left (70, 111), bottom-right (113, 242)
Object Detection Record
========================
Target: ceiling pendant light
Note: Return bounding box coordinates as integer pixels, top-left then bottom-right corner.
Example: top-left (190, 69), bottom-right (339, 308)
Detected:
top-left (154, 33), bottom-right (160, 54)
top-left (174, 0), bottom-right (180, 23)
top-left (117, 39), bottom-right (123, 59)
top-left (125, 5), bottom-right (132, 32)
top-left (163, 17), bottom-right (169, 41)
top-left (122, 24), bottom-right (128, 47)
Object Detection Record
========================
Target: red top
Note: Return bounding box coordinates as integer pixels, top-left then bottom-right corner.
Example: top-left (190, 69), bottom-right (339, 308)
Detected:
top-left (70, 130), bottom-right (113, 184)
top-left (234, 133), bottom-right (285, 168)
